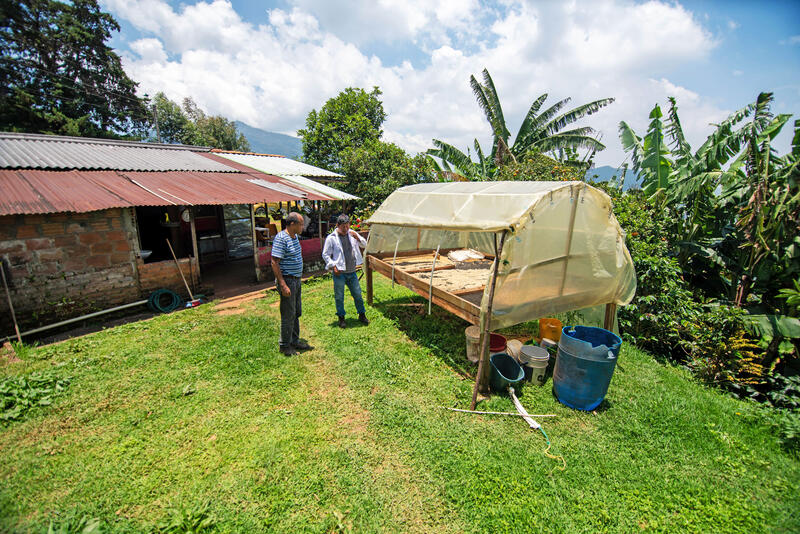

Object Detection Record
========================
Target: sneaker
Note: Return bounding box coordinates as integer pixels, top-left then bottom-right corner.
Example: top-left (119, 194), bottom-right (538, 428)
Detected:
top-left (338, 316), bottom-right (346, 328)
top-left (293, 340), bottom-right (313, 352)
top-left (358, 313), bottom-right (370, 325)
top-left (279, 346), bottom-right (297, 356)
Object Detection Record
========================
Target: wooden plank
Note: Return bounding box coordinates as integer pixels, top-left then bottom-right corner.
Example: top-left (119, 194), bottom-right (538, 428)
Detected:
top-left (373, 249), bottom-right (495, 261)
top-left (370, 255), bottom-right (481, 323)
top-left (404, 264), bottom-right (456, 274)
top-left (451, 286), bottom-right (485, 296)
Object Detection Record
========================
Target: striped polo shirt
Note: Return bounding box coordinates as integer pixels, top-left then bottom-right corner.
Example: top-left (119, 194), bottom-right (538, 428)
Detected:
top-left (271, 230), bottom-right (303, 276)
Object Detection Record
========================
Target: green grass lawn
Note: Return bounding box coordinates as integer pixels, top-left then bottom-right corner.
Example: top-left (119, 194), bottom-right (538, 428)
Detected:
top-left (1, 274), bottom-right (798, 533)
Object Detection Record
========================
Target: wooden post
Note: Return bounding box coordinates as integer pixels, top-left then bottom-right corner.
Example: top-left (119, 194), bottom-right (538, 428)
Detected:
top-left (416, 228), bottom-right (421, 250)
top-left (366, 255), bottom-right (374, 305)
top-left (470, 230), bottom-right (508, 410)
top-left (0, 261), bottom-right (22, 343)
top-left (250, 203), bottom-right (260, 282)
top-left (604, 303), bottom-right (617, 331)
top-left (188, 207), bottom-right (200, 283)
top-left (318, 201), bottom-right (324, 249)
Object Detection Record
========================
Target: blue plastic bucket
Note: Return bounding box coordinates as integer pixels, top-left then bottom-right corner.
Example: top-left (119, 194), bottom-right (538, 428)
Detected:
top-left (489, 352), bottom-right (524, 393)
top-left (553, 326), bottom-right (622, 411)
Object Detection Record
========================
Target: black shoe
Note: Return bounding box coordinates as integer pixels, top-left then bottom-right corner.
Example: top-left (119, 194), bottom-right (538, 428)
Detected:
top-left (280, 346), bottom-right (297, 356)
top-left (338, 316), bottom-right (346, 328)
top-left (293, 340), bottom-right (313, 352)
top-left (358, 313), bottom-right (370, 325)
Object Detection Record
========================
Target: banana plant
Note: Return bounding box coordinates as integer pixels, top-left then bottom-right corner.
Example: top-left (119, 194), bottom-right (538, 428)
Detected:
top-left (429, 69), bottom-right (614, 179)
top-left (619, 104), bottom-right (673, 201)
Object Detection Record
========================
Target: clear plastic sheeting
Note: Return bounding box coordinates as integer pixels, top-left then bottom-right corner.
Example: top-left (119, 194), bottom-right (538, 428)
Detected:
top-left (366, 181), bottom-right (636, 329)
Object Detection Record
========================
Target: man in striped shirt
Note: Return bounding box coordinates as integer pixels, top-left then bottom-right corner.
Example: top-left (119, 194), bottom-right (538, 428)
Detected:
top-left (270, 212), bottom-right (313, 356)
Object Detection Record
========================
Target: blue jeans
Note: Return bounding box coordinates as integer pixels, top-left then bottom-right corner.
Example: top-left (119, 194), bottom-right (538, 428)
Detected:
top-left (333, 271), bottom-right (366, 318)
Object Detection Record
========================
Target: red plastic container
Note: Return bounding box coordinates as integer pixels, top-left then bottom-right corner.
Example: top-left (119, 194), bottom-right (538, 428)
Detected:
top-left (489, 333), bottom-right (507, 354)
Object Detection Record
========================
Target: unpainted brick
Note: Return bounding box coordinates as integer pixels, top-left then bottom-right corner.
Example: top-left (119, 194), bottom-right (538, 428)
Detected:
top-left (0, 240), bottom-right (25, 254)
top-left (41, 223), bottom-right (65, 236)
top-left (78, 232), bottom-right (103, 245)
top-left (86, 255), bottom-right (111, 268)
top-left (66, 222), bottom-right (88, 233)
top-left (54, 235), bottom-right (77, 247)
top-left (16, 225), bottom-right (39, 239)
top-left (90, 242), bottom-right (113, 254)
top-left (37, 249), bottom-right (63, 262)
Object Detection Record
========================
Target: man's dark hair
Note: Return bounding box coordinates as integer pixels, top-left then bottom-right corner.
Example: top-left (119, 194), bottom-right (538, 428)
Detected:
top-left (336, 214), bottom-right (350, 226)
top-left (286, 212), bottom-right (303, 225)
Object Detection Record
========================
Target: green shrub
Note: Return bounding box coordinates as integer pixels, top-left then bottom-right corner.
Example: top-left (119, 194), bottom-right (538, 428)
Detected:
top-left (685, 304), bottom-right (764, 386)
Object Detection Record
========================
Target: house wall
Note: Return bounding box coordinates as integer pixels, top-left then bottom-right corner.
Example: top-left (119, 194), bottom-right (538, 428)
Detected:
top-left (137, 257), bottom-right (199, 297)
top-left (0, 208), bottom-right (196, 336)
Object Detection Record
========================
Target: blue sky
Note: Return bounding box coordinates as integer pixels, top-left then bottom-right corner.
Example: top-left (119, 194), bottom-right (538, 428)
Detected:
top-left (101, 0), bottom-right (800, 167)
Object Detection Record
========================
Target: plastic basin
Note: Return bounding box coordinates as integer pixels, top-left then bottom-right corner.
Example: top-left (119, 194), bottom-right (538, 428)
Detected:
top-left (489, 352), bottom-right (524, 393)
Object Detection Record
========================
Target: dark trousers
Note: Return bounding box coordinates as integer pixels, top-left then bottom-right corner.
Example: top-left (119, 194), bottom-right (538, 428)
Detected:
top-left (279, 276), bottom-right (302, 348)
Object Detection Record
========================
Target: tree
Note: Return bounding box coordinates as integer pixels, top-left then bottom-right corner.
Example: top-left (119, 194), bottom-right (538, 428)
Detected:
top-left (298, 87), bottom-right (385, 171)
top-left (429, 69), bottom-right (614, 179)
top-left (339, 139), bottom-right (434, 211)
top-left (0, 0), bottom-right (148, 138)
top-left (150, 93), bottom-right (250, 151)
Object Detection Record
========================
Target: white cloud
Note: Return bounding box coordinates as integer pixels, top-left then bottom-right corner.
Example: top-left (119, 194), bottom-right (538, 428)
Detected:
top-left (105, 0), bottom-right (730, 167)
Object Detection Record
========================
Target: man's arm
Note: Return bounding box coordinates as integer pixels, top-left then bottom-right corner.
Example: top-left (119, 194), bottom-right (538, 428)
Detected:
top-left (350, 229), bottom-right (368, 248)
top-left (271, 256), bottom-right (290, 296)
top-left (270, 235), bottom-right (290, 296)
top-left (322, 234), bottom-right (337, 272)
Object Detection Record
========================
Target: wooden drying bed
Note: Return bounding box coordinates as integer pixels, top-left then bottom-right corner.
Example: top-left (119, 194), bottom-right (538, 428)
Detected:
top-left (365, 249), bottom-right (493, 325)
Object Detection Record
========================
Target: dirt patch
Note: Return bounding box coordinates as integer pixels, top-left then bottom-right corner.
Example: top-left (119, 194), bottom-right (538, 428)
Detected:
top-left (1, 342), bottom-right (22, 364)
top-left (214, 290), bottom-right (270, 315)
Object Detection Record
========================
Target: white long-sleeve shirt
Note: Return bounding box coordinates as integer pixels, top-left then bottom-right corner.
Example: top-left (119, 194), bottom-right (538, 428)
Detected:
top-left (322, 230), bottom-right (368, 272)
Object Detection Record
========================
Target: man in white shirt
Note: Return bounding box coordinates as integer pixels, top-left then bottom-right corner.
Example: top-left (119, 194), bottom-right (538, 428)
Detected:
top-left (322, 214), bottom-right (369, 328)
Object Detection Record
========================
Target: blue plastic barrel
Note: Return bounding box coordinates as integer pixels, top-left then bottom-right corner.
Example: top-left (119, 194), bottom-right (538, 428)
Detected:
top-left (489, 353), bottom-right (524, 393)
top-left (553, 326), bottom-right (622, 411)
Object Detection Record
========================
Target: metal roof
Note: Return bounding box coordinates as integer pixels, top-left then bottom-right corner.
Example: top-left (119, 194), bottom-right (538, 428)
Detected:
top-left (0, 169), bottom-right (332, 216)
top-left (213, 151), bottom-right (343, 178)
top-left (211, 151), bottom-right (356, 200)
top-left (278, 174), bottom-right (358, 201)
top-left (0, 132), bottom-right (235, 172)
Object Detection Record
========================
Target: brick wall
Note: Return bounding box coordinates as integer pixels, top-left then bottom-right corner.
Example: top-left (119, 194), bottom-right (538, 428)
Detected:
top-left (0, 208), bottom-right (142, 334)
top-left (137, 257), bottom-right (200, 298)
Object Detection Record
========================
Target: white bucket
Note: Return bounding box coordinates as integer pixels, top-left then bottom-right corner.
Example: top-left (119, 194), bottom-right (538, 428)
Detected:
top-left (465, 326), bottom-right (481, 363)
top-left (506, 339), bottom-right (523, 360)
top-left (519, 345), bottom-right (549, 386)
top-left (525, 358), bottom-right (549, 386)
top-left (519, 345), bottom-right (549, 364)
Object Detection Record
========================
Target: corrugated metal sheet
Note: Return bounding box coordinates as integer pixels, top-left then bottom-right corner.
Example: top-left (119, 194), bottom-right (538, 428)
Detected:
top-left (0, 132), bottom-right (235, 172)
top-left (0, 169), bottom-right (331, 216)
top-left (199, 153), bottom-right (334, 201)
top-left (214, 152), bottom-right (343, 178)
top-left (278, 174), bottom-right (358, 201)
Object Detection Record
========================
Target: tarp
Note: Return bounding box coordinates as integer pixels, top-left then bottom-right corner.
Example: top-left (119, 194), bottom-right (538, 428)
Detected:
top-left (366, 181), bottom-right (636, 328)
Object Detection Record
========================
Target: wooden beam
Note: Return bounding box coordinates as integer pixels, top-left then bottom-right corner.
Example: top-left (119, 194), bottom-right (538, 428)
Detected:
top-left (370, 254), bottom-right (481, 323)
top-left (404, 264), bottom-right (456, 274)
top-left (450, 286), bottom-right (485, 296)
